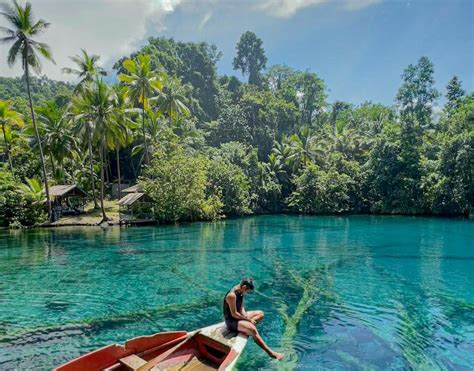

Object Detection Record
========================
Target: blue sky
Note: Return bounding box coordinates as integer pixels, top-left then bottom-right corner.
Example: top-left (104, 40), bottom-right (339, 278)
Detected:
top-left (1, 0), bottom-right (472, 106)
top-left (158, 0), bottom-right (473, 105)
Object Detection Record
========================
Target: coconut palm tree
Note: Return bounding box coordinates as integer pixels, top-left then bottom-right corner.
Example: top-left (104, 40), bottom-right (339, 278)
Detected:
top-left (265, 152), bottom-right (287, 183)
top-left (155, 76), bottom-right (190, 121)
top-left (71, 80), bottom-right (114, 222)
top-left (272, 136), bottom-right (293, 173)
top-left (0, 100), bottom-right (23, 176)
top-left (118, 54), bottom-right (164, 164)
top-left (0, 0), bottom-right (55, 219)
top-left (323, 119), bottom-right (362, 159)
top-left (36, 102), bottom-right (78, 181)
top-left (130, 108), bottom-right (167, 166)
top-left (62, 49), bottom-right (106, 89)
top-left (19, 177), bottom-right (45, 204)
top-left (68, 97), bottom-right (99, 209)
top-left (287, 125), bottom-right (322, 169)
top-left (108, 85), bottom-right (135, 199)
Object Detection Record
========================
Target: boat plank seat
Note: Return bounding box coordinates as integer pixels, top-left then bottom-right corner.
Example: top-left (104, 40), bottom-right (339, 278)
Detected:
top-left (120, 354), bottom-right (147, 370)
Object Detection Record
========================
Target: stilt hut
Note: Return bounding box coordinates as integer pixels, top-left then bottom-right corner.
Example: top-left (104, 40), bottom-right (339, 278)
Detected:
top-left (49, 185), bottom-right (88, 221)
top-left (118, 184), bottom-right (154, 222)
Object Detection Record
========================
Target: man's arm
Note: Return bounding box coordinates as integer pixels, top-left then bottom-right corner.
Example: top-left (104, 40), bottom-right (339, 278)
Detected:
top-left (241, 302), bottom-right (247, 316)
top-left (241, 303), bottom-right (256, 324)
top-left (226, 294), bottom-right (252, 322)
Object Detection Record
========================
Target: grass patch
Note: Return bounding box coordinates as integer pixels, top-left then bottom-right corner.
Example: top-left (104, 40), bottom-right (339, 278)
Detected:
top-left (49, 200), bottom-right (120, 226)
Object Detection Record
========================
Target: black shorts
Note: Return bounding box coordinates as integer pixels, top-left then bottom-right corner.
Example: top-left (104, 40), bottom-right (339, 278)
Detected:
top-left (225, 318), bottom-right (240, 333)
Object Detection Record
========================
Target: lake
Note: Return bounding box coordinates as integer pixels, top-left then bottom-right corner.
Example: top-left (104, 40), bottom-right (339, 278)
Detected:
top-left (0, 215), bottom-right (473, 370)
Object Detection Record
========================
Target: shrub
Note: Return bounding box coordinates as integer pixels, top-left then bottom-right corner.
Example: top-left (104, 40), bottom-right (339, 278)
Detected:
top-left (0, 171), bottom-right (46, 227)
top-left (287, 164), bottom-right (351, 214)
top-left (207, 158), bottom-right (252, 216)
top-left (141, 149), bottom-right (223, 223)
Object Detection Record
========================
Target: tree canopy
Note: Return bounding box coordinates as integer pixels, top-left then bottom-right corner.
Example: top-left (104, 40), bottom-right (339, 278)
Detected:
top-left (0, 16), bottom-right (472, 227)
top-left (233, 31), bottom-right (267, 86)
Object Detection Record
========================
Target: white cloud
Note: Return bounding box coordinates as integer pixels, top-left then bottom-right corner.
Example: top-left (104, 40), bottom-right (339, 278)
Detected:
top-left (344, 0), bottom-right (382, 10)
top-left (0, 0), bottom-right (381, 81)
top-left (255, 0), bottom-right (325, 17)
top-left (199, 10), bottom-right (214, 31)
top-left (256, 0), bottom-right (381, 18)
top-left (0, 0), bottom-right (184, 80)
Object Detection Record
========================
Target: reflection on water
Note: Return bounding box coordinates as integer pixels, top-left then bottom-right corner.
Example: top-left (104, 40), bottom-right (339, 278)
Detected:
top-left (0, 216), bottom-right (473, 370)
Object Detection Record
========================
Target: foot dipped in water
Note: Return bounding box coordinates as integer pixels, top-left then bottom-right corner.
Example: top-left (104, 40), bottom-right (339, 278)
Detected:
top-left (270, 351), bottom-right (285, 360)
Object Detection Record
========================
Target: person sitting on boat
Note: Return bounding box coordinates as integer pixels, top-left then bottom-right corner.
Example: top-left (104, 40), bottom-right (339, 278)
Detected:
top-left (223, 278), bottom-right (284, 360)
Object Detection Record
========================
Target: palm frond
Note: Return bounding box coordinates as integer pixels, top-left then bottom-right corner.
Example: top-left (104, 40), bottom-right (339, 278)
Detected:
top-left (26, 44), bottom-right (41, 73)
top-left (22, 1), bottom-right (34, 29)
top-left (61, 67), bottom-right (80, 75)
top-left (118, 74), bottom-right (134, 83)
top-left (33, 41), bottom-right (55, 63)
top-left (29, 18), bottom-right (50, 35)
top-left (6, 38), bottom-right (22, 66)
top-left (0, 35), bottom-right (16, 44)
top-left (0, 25), bottom-right (14, 36)
top-left (0, 1), bottom-right (17, 28)
top-left (69, 54), bottom-right (83, 65)
top-left (122, 59), bottom-right (137, 74)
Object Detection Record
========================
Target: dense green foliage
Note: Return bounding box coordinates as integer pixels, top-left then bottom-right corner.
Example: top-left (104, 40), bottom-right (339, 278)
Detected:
top-left (0, 171), bottom-right (45, 227)
top-left (0, 76), bottom-right (73, 108)
top-left (115, 37), bottom-right (220, 121)
top-left (0, 3), bottom-right (472, 227)
top-left (140, 148), bottom-right (223, 223)
top-left (233, 31), bottom-right (267, 86)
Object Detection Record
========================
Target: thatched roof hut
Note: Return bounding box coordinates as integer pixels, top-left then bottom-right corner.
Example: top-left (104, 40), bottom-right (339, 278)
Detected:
top-left (50, 185), bottom-right (88, 198)
top-left (121, 184), bottom-right (144, 194)
top-left (117, 184), bottom-right (153, 222)
top-left (49, 184), bottom-right (88, 221)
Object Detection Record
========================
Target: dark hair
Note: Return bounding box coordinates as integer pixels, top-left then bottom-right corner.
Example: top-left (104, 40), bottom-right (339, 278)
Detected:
top-left (240, 278), bottom-right (254, 290)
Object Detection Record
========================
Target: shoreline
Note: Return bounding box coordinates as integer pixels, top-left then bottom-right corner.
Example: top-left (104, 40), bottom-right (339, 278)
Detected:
top-left (2, 211), bottom-right (471, 231)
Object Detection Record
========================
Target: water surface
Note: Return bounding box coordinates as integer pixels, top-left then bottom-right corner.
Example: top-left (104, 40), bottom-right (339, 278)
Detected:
top-left (0, 216), bottom-right (473, 370)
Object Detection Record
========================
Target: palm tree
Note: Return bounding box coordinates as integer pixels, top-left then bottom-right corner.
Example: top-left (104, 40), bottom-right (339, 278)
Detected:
top-left (0, 100), bottom-right (23, 176)
top-left (108, 85), bottom-right (134, 199)
top-left (287, 125), bottom-right (322, 169)
top-left (19, 177), bottom-right (45, 204)
top-left (264, 152), bottom-right (287, 183)
top-left (118, 54), bottom-right (163, 164)
top-left (36, 102), bottom-right (78, 181)
top-left (62, 49), bottom-right (106, 89)
top-left (71, 80), bottom-right (114, 222)
top-left (323, 119), bottom-right (362, 159)
top-left (155, 76), bottom-right (190, 121)
top-left (0, 0), bottom-right (55, 219)
top-left (131, 108), bottom-right (166, 166)
top-left (272, 136), bottom-right (293, 173)
top-left (68, 97), bottom-right (99, 209)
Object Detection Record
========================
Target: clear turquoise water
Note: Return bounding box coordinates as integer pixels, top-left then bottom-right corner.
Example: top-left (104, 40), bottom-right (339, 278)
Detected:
top-left (0, 216), bottom-right (473, 370)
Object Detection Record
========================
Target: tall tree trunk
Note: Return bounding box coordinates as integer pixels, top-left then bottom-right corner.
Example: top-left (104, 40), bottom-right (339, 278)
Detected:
top-left (105, 151), bottom-right (110, 185)
top-left (60, 158), bottom-right (65, 183)
top-left (25, 64), bottom-right (52, 220)
top-left (130, 151), bottom-right (137, 179)
top-left (116, 146), bottom-right (122, 200)
top-left (142, 104), bottom-right (150, 164)
top-left (87, 126), bottom-right (99, 209)
top-left (99, 124), bottom-right (108, 222)
top-left (49, 154), bottom-right (56, 178)
top-left (1, 123), bottom-right (14, 177)
top-left (108, 152), bottom-right (113, 185)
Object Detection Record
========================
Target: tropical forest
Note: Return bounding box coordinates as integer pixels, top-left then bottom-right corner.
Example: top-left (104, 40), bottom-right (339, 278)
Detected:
top-left (0, 1), bottom-right (471, 228)
top-left (0, 1), bottom-right (473, 370)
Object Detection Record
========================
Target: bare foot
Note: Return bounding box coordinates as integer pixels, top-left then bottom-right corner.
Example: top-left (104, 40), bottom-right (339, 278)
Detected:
top-left (270, 351), bottom-right (285, 360)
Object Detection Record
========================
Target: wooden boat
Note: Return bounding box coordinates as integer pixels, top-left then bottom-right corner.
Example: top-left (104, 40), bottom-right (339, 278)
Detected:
top-left (54, 322), bottom-right (248, 371)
